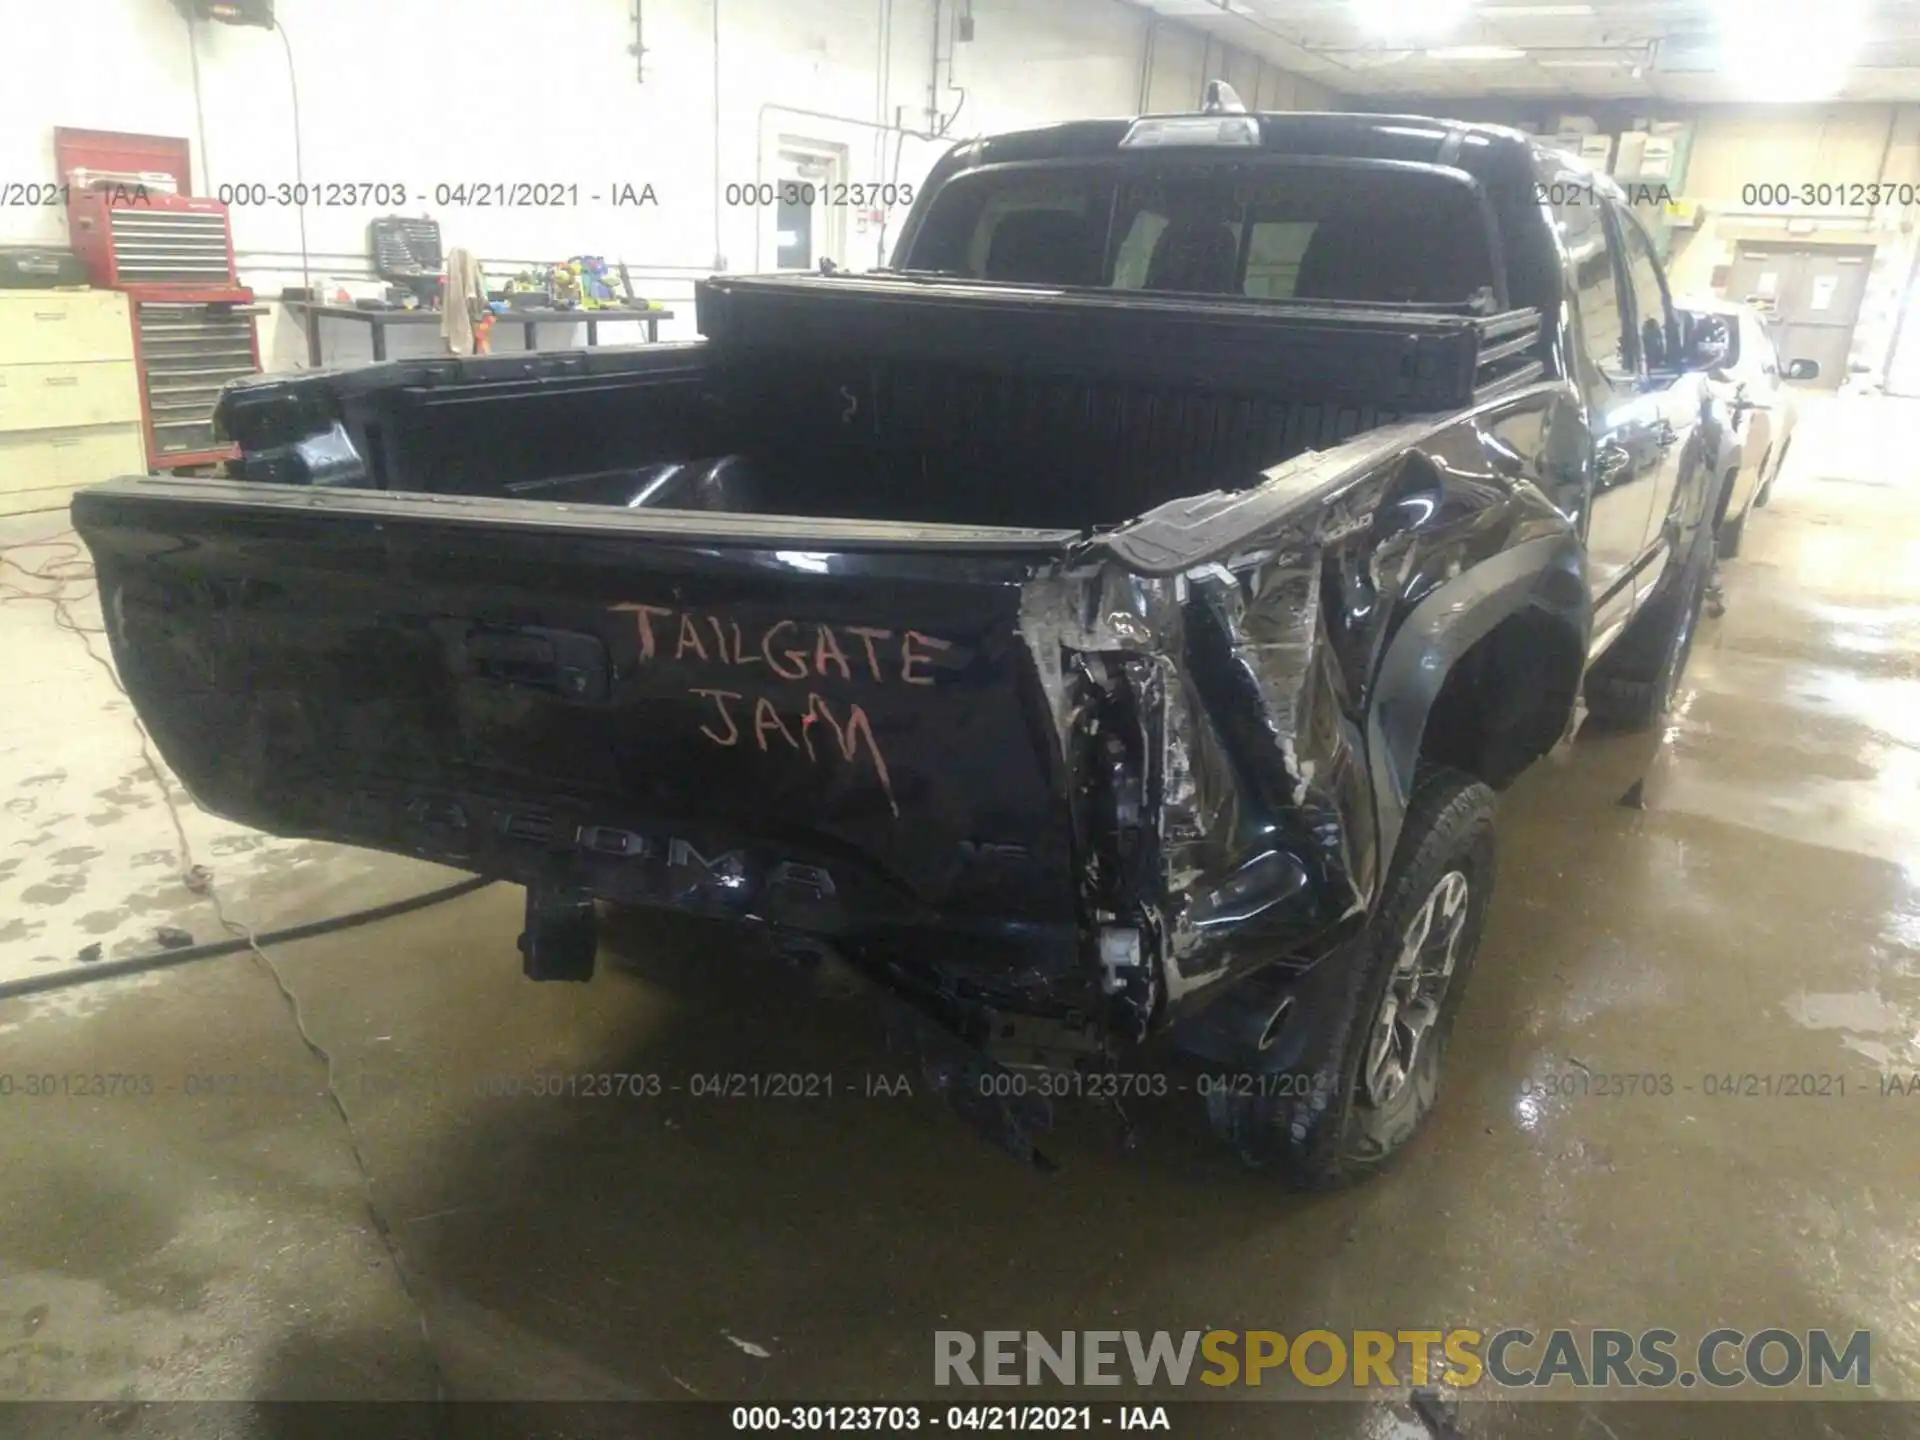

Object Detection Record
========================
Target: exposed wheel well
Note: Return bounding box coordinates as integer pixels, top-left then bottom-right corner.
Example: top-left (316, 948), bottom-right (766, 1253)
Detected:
top-left (1417, 605), bottom-right (1584, 791)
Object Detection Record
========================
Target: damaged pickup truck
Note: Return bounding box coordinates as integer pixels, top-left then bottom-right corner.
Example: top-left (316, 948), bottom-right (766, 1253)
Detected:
top-left (72, 104), bottom-right (1725, 1186)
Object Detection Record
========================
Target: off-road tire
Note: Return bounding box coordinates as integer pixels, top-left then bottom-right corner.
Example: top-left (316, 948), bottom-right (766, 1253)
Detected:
top-left (1205, 767), bottom-right (1497, 1189)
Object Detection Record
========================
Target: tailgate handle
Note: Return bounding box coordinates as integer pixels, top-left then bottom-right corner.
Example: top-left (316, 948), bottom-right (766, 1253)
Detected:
top-left (463, 626), bottom-right (609, 702)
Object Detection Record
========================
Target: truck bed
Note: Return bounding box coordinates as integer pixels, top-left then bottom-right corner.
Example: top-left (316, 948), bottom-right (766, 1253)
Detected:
top-left (218, 275), bottom-right (1541, 532)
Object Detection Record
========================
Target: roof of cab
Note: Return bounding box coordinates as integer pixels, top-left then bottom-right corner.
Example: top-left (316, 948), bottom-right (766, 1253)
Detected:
top-left (937, 111), bottom-right (1541, 171)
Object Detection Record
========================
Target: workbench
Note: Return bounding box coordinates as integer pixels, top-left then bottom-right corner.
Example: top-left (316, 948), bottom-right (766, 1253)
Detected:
top-left (288, 303), bottom-right (673, 367)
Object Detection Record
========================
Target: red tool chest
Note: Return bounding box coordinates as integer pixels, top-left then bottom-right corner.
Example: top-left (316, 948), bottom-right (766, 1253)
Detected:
top-left (56, 128), bottom-right (260, 470)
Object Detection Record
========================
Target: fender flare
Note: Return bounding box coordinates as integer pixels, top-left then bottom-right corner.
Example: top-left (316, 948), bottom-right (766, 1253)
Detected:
top-left (1364, 533), bottom-right (1589, 874)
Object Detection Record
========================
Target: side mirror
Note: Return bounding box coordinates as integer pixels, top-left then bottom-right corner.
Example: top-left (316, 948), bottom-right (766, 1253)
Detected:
top-left (1786, 358), bottom-right (1821, 380)
top-left (1684, 314), bottom-right (1736, 373)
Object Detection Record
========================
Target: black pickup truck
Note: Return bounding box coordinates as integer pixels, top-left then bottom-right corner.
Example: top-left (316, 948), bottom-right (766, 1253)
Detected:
top-left (72, 104), bottom-right (1725, 1187)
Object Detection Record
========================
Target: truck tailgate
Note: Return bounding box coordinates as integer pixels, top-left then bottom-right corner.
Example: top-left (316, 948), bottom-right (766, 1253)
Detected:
top-left (73, 479), bottom-right (1086, 967)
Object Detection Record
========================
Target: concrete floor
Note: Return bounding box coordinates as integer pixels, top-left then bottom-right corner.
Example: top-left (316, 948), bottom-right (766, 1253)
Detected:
top-left (4, 398), bottom-right (1920, 1437)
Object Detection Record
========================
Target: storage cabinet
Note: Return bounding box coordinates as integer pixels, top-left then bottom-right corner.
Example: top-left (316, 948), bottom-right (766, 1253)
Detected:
top-left (0, 291), bottom-right (138, 367)
top-left (0, 361), bottom-right (141, 432)
top-left (0, 424), bottom-right (147, 515)
top-left (0, 290), bottom-right (148, 516)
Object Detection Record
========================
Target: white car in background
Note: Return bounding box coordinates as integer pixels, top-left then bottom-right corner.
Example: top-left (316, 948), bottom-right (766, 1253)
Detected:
top-left (1680, 295), bottom-right (1818, 558)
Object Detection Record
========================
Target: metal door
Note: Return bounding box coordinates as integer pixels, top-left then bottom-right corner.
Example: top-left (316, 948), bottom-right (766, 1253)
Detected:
top-left (1723, 244), bottom-right (1871, 389)
top-left (768, 143), bottom-right (849, 273)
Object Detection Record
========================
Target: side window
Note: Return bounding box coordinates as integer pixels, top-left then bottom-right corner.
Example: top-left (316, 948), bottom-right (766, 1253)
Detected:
top-left (1616, 208), bottom-right (1676, 372)
top-left (1562, 193), bottom-right (1630, 383)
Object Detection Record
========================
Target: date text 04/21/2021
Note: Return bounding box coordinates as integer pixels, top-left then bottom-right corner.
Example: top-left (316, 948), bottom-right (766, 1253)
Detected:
top-left (208, 181), bottom-right (662, 208)
top-left (729, 1406), bottom-right (1172, 1432)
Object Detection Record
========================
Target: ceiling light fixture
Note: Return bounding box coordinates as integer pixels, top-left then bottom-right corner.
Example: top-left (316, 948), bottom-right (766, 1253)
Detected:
top-left (1713, 0), bottom-right (1865, 100)
top-left (1536, 57), bottom-right (1627, 68)
top-left (1426, 44), bottom-right (1528, 60)
top-left (1353, 0), bottom-right (1471, 40)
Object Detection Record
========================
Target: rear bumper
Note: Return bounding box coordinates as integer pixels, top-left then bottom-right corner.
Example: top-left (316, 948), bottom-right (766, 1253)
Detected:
top-left (222, 777), bottom-right (1087, 1008)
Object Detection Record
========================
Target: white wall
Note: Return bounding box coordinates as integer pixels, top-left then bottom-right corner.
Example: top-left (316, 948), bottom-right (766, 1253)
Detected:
top-left (1663, 105), bottom-right (1920, 383)
top-left (1364, 93), bottom-right (1920, 382)
top-left (2, 0), bottom-right (1343, 373)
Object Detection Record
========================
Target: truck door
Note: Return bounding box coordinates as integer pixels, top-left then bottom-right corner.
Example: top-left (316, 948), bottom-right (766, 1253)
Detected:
top-left (1612, 203), bottom-right (1708, 606)
top-left (1559, 188), bottom-right (1655, 655)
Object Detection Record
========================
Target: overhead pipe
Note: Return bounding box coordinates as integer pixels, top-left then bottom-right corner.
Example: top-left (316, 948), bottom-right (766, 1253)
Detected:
top-left (1871, 104), bottom-right (1899, 189)
top-left (932, 0), bottom-right (945, 129)
top-left (1873, 106), bottom-right (1918, 381)
top-left (1138, 15), bottom-right (1159, 113)
top-left (713, 0), bottom-right (724, 269)
top-left (876, 0), bottom-right (892, 189)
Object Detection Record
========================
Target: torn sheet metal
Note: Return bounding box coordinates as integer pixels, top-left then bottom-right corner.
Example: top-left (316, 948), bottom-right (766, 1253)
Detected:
top-left (1016, 515), bottom-right (1376, 1030)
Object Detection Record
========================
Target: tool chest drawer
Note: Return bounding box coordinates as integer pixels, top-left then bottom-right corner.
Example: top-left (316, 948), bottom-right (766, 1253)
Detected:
top-left (136, 302), bottom-right (257, 459)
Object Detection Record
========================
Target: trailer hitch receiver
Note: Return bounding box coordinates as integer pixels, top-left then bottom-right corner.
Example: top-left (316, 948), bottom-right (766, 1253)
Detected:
top-left (519, 877), bottom-right (598, 982)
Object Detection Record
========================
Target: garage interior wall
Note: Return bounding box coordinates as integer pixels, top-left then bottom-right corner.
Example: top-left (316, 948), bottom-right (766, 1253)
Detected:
top-left (0, 0), bottom-right (1345, 373)
top-left (1368, 95), bottom-right (1920, 385)
top-left (1670, 106), bottom-right (1920, 388)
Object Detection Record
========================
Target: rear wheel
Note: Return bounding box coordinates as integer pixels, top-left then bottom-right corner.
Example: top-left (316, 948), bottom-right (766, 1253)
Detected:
top-left (1204, 768), bottom-right (1496, 1189)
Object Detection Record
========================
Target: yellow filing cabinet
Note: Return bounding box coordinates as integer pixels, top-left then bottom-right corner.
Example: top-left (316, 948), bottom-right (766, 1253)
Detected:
top-left (0, 290), bottom-right (147, 517)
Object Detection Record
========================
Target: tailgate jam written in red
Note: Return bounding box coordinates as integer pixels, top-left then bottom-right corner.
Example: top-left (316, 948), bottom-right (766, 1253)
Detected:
top-left (610, 601), bottom-right (961, 817)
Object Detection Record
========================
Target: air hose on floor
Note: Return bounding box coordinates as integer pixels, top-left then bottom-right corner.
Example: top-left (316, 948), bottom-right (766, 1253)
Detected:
top-left (0, 524), bottom-right (500, 1007)
top-left (0, 876), bottom-right (497, 1004)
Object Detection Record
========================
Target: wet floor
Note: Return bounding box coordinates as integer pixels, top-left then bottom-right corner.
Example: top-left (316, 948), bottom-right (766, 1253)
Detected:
top-left (4, 397), bottom-right (1920, 1437)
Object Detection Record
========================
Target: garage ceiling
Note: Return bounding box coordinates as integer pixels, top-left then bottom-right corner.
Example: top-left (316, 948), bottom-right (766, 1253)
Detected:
top-left (1129, 0), bottom-right (1920, 102)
